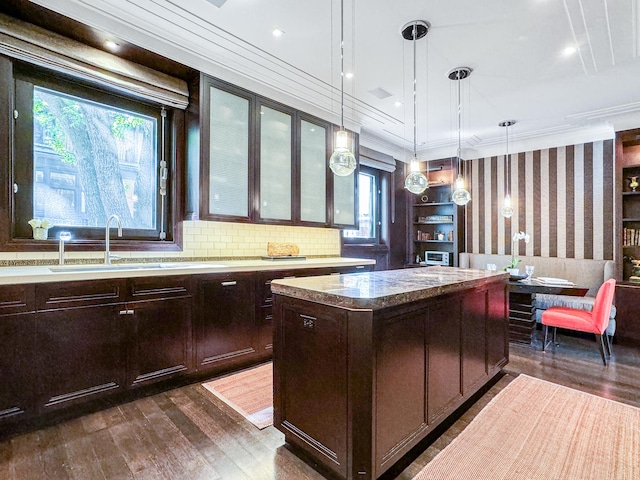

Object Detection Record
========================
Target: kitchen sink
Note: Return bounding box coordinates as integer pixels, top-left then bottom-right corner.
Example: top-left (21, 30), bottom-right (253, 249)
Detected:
top-left (48, 262), bottom-right (227, 273)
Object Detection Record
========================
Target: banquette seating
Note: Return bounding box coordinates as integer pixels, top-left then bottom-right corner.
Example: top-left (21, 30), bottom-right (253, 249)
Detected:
top-left (458, 253), bottom-right (616, 340)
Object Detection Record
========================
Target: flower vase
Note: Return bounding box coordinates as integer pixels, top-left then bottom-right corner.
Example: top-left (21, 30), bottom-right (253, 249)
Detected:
top-left (630, 176), bottom-right (639, 192)
top-left (507, 268), bottom-right (520, 276)
top-left (33, 227), bottom-right (49, 240)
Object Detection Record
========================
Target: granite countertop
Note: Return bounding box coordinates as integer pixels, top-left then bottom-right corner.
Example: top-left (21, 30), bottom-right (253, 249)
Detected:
top-left (271, 266), bottom-right (508, 310)
top-left (0, 257), bottom-right (375, 285)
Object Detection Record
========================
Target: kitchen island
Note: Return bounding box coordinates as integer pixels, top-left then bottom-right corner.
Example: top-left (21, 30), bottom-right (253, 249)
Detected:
top-left (271, 266), bottom-right (509, 480)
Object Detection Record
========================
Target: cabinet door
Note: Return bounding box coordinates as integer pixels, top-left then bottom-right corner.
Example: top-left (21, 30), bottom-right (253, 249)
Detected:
top-left (203, 80), bottom-right (252, 220)
top-left (461, 288), bottom-right (488, 395)
top-left (36, 304), bottom-right (125, 413)
top-left (0, 312), bottom-right (35, 423)
top-left (299, 119), bottom-right (328, 224)
top-left (196, 273), bottom-right (256, 370)
top-left (259, 103), bottom-right (293, 221)
top-left (427, 296), bottom-right (462, 423)
top-left (126, 296), bottom-right (192, 388)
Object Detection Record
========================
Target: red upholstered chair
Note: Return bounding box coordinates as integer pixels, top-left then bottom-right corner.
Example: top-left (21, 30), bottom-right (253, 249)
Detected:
top-left (541, 279), bottom-right (616, 365)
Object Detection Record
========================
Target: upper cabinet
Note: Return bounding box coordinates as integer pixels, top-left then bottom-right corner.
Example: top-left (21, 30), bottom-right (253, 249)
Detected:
top-left (202, 80), bottom-right (253, 221)
top-left (198, 74), bottom-right (357, 228)
top-left (299, 118), bottom-right (328, 224)
top-left (258, 102), bottom-right (294, 222)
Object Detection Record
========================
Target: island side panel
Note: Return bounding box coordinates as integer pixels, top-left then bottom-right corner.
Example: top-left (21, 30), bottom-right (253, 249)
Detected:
top-left (273, 294), bottom-right (354, 478)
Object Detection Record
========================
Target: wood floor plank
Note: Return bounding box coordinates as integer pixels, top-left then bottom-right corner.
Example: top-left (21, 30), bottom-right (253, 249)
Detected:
top-left (58, 417), bottom-right (107, 480)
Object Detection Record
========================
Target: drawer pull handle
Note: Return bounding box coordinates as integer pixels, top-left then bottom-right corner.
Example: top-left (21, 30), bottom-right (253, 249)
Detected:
top-left (221, 281), bottom-right (237, 287)
top-left (119, 309), bottom-right (134, 315)
top-left (355, 265), bottom-right (365, 269)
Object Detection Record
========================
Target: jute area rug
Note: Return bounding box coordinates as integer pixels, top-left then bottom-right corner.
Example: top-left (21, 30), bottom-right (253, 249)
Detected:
top-left (201, 362), bottom-right (273, 430)
top-left (414, 374), bottom-right (640, 480)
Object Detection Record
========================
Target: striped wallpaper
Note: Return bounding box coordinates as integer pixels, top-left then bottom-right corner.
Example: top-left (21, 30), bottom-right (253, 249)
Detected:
top-left (464, 140), bottom-right (614, 260)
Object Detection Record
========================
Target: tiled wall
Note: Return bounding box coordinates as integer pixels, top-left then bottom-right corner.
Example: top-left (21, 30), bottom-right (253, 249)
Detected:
top-left (464, 140), bottom-right (615, 260)
top-left (0, 222), bottom-right (341, 262)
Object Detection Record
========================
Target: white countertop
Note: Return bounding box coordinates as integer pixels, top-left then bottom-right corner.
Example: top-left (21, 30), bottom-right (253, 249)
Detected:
top-left (0, 257), bottom-right (376, 285)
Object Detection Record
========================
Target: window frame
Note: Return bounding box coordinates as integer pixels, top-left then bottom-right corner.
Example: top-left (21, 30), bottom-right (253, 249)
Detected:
top-left (342, 166), bottom-right (383, 245)
top-left (0, 58), bottom-right (184, 252)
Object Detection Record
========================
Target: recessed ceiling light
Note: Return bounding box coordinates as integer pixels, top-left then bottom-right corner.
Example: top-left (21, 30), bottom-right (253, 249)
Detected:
top-left (394, 101), bottom-right (403, 107)
top-left (345, 72), bottom-right (354, 79)
top-left (103, 39), bottom-right (120, 51)
top-left (562, 45), bottom-right (577, 56)
top-left (272, 28), bottom-right (284, 37)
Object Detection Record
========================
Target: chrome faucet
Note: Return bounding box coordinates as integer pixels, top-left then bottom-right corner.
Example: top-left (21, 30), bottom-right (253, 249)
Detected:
top-left (58, 231), bottom-right (72, 265)
top-left (105, 214), bottom-right (123, 264)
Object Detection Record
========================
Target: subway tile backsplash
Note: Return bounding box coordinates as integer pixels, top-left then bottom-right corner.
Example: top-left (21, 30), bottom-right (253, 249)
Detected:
top-left (0, 221), bottom-right (342, 263)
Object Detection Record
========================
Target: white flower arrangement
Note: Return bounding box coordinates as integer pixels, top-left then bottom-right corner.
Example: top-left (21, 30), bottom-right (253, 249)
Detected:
top-left (507, 231), bottom-right (530, 270)
top-left (28, 218), bottom-right (53, 229)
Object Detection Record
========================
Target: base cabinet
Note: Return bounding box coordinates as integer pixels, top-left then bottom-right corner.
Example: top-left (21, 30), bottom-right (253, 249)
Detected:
top-left (36, 304), bottom-right (125, 413)
top-left (0, 312), bottom-right (35, 423)
top-left (196, 273), bottom-right (256, 370)
top-left (615, 282), bottom-right (640, 345)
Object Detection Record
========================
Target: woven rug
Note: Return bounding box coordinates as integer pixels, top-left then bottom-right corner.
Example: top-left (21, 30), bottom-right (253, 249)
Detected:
top-left (201, 362), bottom-right (273, 429)
top-left (414, 374), bottom-right (640, 479)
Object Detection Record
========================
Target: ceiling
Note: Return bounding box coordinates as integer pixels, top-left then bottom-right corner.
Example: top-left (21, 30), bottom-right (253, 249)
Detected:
top-left (24, 0), bottom-right (640, 161)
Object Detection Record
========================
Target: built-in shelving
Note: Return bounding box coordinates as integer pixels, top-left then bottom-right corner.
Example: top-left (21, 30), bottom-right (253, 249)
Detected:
top-left (407, 164), bottom-right (464, 267)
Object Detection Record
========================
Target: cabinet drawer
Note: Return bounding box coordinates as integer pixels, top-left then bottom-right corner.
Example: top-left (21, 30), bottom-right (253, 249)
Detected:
top-left (128, 276), bottom-right (192, 301)
top-left (0, 284), bottom-right (35, 315)
top-left (36, 279), bottom-right (125, 311)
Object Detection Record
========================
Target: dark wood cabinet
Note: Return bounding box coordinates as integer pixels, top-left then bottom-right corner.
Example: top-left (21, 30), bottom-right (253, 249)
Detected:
top-left (196, 272), bottom-right (256, 371)
top-left (0, 284), bottom-right (35, 424)
top-left (198, 74), bottom-right (357, 228)
top-left (34, 276), bottom-right (193, 411)
top-left (126, 276), bottom-right (193, 388)
top-left (614, 282), bottom-right (640, 345)
top-left (1, 262), bottom-right (373, 430)
top-left (35, 279), bottom-right (126, 413)
top-left (36, 303), bottom-right (125, 413)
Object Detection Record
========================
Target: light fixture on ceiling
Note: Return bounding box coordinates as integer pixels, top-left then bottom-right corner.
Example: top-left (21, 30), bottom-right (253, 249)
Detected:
top-left (272, 28), bottom-right (284, 37)
top-left (448, 66), bottom-right (472, 206)
top-left (499, 120), bottom-right (516, 218)
top-left (329, 0), bottom-right (356, 177)
top-left (402, 20), bottom-right (430, 195)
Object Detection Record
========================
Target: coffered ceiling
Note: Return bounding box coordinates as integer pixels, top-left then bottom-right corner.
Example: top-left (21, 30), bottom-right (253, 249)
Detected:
top-left (25, 0), bottom-right (640, 160)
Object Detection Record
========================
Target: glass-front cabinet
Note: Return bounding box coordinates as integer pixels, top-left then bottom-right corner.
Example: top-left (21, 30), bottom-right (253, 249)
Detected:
top-left (258, 103), bottom-right (293, 222)
top-left (200, 74), bottom-right (357, 228)
top-left (206, 84), bottom-right (251, 219)
top-left (299, 119), bottom-right (328, 224)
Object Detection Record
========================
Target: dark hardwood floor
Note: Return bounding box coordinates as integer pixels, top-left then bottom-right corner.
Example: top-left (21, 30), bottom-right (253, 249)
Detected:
top-left (1, 332), bottom-right (639, 480)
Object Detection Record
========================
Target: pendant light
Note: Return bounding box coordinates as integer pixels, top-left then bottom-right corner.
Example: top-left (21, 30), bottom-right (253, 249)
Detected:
top-left (448, 67), bottom-right (472, 206)
top-left (499, 120), bottom-right (516, 218)
top-left (329, 0), bottom-right (356, 176)
top-left (402, 20), bottom-right (429, 195)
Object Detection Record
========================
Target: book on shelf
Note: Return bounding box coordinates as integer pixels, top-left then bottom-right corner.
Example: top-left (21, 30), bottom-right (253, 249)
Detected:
top-left (623, 228), bottom-right (640, 246)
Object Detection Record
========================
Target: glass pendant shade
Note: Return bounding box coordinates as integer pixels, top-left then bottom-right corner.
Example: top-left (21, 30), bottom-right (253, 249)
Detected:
top-left (452, 173), bottom-right (471, 206)
top-left (404, 157), bottom-right (428, 194)
top-left (329, 130), bottom-right (356, 176)
top-left (501, 193), bottom-right (514, 218)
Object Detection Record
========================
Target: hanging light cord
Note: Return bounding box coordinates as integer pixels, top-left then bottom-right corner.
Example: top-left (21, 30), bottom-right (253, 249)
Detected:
top-left (412, 21), bottom-right (417, 159)
top-left (456, 71), bottom-right (462, 177)
top-left (505, 123), bottom-right (510, 196)
top-left (340, 0), bottom-right (345, 130)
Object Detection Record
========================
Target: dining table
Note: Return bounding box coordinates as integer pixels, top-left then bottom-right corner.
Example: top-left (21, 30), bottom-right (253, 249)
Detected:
top-left (507, 278), bottom-right (589, 345)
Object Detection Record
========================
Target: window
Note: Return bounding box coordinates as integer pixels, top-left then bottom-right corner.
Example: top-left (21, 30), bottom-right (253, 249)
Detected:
top-left (12, 64), bottom-right (175, 243)
top-left (343, 166), bottom-right (381, 243)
